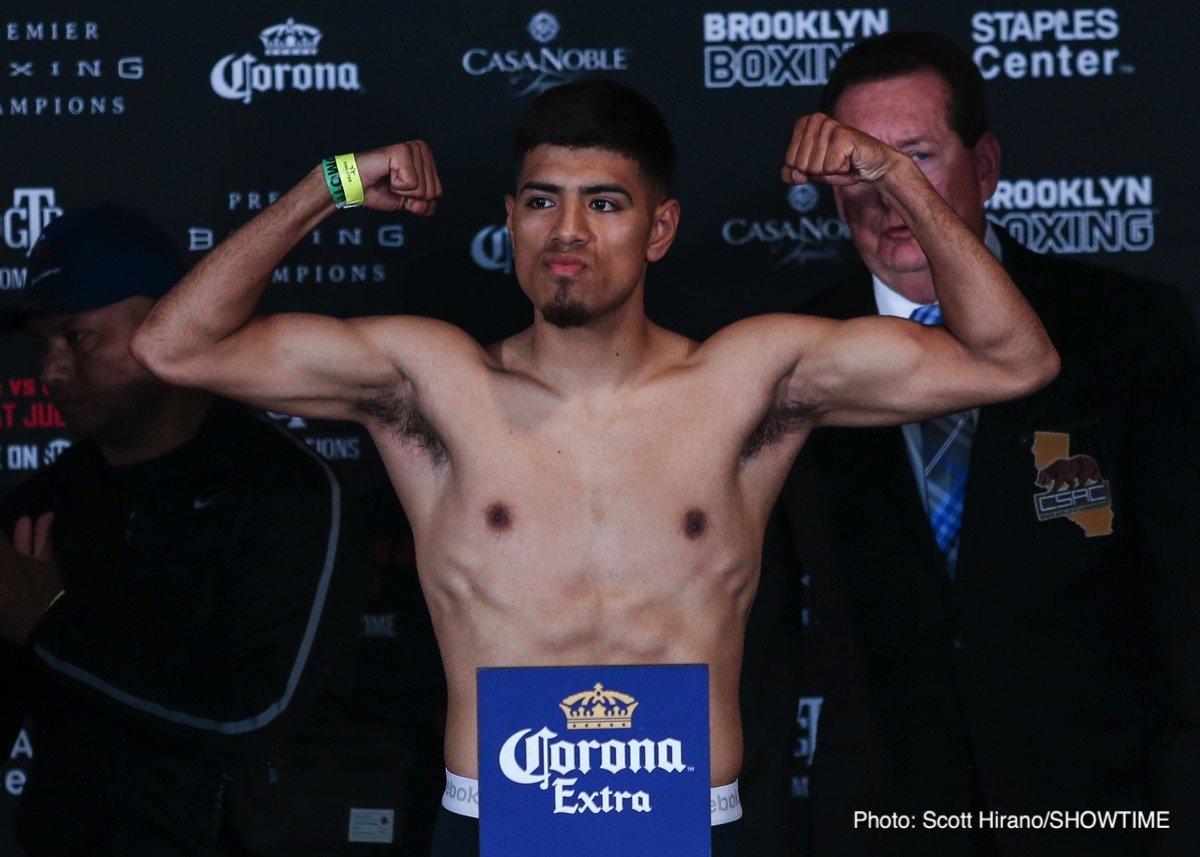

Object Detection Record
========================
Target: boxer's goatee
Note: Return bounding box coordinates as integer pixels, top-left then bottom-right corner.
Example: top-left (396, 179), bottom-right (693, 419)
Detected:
top-left (542, 284), bottom-right (591, 328)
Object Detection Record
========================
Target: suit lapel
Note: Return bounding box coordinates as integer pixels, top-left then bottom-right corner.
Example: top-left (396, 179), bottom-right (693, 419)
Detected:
top-left (953, 230), bottom-right (1049, 583)
top-left (804, 271), bottom-right (953, 584)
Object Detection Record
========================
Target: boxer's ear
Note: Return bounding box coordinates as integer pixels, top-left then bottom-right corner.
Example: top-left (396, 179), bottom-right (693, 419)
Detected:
top-left (646, 198), bottom-right (679, 263)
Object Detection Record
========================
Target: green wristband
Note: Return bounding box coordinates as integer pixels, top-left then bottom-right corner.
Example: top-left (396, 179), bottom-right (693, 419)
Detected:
top-left (321, 156), bottom-right (347, 207)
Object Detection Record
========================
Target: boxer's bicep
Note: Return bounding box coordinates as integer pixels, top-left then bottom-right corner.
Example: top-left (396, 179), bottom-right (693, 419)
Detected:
top-left (797, 315), bottom-right (1028, 427)
top-left (155, 312), bottom-right (445, 422)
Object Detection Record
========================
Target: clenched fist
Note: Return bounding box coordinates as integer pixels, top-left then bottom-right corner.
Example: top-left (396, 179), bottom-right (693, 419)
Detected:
top-left (782, 113), bottom-right (901, 187)
top-left (353, 140), bottom-right (444, 216)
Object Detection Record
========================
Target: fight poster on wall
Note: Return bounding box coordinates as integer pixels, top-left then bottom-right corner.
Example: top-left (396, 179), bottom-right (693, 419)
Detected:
top-left (478, 664), bottom-right (710, 856)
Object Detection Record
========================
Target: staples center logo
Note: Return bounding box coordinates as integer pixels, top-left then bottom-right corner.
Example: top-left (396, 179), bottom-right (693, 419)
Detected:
top-left (462, 11), bottom-right (630, 97)
top-left (970, 8), bottom-right (1133, 80)
top-left (986, 174), bottom-right (1154, 254)
top-left (211, 18), bottom-right (362, 104)
top-left (702, 9), bottom-right (889, 89)
top-left (498, 683), bottom-right (685, 815)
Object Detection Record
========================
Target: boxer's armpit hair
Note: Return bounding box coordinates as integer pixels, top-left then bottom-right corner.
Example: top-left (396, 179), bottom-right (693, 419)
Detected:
top-left (353, 391), bottom-right (449, 466)
top-left (740, 399), bottom-right (816, 461)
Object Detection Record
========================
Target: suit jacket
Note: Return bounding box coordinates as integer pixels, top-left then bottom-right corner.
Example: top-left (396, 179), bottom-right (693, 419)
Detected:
top-left (783, 228), bottom-right (1200, 856)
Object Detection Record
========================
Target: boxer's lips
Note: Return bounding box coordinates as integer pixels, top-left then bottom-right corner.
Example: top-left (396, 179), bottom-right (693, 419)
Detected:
top-left (544, 254), bottom-right (587, 277)
top-left (883, 224), bottom-right (913, 240)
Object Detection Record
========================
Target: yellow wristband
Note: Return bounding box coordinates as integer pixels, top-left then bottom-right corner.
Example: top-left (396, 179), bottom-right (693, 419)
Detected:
top-left (45, 589), bottom-right (65, 614)
top-left (334, 154), bottom-right (364, 208)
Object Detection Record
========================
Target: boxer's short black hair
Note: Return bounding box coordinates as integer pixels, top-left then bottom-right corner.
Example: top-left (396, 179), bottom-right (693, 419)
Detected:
top-left (513, 79), bottom-right (676, 195)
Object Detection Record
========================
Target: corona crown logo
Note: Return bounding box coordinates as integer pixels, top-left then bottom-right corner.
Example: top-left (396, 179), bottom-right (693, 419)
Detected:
top-left (260, 18), bottom-right (322, 56)
top-left (560, 683), bottom-right (637, 730)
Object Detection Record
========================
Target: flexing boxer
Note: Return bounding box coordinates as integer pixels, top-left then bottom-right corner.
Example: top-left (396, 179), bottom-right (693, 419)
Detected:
top-left (132, 81), bottom-right (1057, 852)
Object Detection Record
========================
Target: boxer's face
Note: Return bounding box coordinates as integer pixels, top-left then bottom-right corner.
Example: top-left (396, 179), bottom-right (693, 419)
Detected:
top-left (506, 145), bottom-right (678, 328)
top-left (29, 296), bottom-right (165, 443)
top-left (832, 70), bottom-right (1000, 304)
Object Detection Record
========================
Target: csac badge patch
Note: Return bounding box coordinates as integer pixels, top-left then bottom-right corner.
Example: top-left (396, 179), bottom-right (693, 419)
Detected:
top-left (1027, 429), bottom-right (1114, 536)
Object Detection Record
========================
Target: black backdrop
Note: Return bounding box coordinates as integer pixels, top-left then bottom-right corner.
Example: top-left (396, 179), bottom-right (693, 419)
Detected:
top-left (3, 1), bottom-right (1197, 494)
top-left (3, 0), bottom-right (1198, 847)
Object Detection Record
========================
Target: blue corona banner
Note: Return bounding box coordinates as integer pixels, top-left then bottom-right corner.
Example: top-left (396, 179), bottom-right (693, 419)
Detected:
top-left (478, 664), bottom-right (710, 856)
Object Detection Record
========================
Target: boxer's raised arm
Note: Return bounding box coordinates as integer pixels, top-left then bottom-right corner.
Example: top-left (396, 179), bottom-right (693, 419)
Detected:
top-left (132, 142), bottom-right (447, 420)
top-left (773, 114), bottom-right (1057, 426)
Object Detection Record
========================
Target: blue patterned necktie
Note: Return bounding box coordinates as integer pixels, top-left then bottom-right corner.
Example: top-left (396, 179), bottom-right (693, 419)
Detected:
top-left (910, 303), bottom-right (974, 576)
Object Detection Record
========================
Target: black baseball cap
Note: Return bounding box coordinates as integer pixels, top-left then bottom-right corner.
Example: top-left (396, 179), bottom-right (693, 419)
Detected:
top-left (13, 204), bottom-right (184, 318)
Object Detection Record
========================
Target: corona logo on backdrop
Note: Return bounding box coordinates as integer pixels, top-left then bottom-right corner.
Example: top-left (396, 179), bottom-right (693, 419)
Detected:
top-left (497, 682), bottom-right (686, 815)
top-left (701, 8), bottom-right (890, 89)
top-left (461, 11), bottom-right (631, 96)
top-left (987, 174), bottom-right (1154, 254)
top-left (210, 18), bottom-right (362, 104)
top-left (970, 8), bottom-right (1134, 81)
top-left (471, 225), bottom-right (513, 274)
top-left (721, 184), bottom-right (849, 266)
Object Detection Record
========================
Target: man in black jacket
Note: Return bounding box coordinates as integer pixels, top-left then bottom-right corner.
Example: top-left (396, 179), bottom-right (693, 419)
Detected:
top-left (0, 206), bottom-right (364, 855)
top-left (781, 31), bottom-right (1200, 856)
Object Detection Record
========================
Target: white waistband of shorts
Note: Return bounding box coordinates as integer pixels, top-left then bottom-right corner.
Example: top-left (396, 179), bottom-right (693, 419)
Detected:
top-left (710, 779), bottom-right (742, 825)
top-left (442, 770), bottom-right (742, 826)
top-left (443, 770), bottom-right (481, 817)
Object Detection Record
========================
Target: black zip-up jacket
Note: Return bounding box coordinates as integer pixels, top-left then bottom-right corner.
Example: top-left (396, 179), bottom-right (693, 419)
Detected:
top-left (0, 400), bottom-right (363, 855)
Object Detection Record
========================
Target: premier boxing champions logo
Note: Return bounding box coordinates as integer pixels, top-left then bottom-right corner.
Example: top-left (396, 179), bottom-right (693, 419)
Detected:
top-left (986, 174), bottom-right (1154, 254)
top-left (702, 9), bottom-right (889, 89)
top-left (722, 184), bottom-right (849, 266)
top-left (499, 683), bottom-right (687, 816)
top-left (210, 18), bottom-right (362, 104)
top-left (970, 8), bottom-right (1133, 80)
top-left (188, 188), bottom-right (404, 285)
top-left (461, 11), bottom-right (630, 97)
top-left (3, 19), bottom-right (143, 118)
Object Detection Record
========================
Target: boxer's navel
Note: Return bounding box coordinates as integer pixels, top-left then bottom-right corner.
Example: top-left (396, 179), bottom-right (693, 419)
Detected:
top-left (682, 508), bottom-right (708, 540)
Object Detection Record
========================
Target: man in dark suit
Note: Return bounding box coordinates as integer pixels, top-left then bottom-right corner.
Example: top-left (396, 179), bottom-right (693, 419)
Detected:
top-left (781, 31), bottom-right (1200, 856)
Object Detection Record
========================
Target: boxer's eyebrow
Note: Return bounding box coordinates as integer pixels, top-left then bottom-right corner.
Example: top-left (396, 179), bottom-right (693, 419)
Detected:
top-left (518, 181), bottom-right (562, 195)
top-left (517, 182), bottom-right (633, 201)
top-left (580, 183), bottom-right (632, 200)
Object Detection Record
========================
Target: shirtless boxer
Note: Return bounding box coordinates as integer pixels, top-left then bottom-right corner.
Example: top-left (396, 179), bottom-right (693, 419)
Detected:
top-left (131, 81), bottom-right (1057, 853)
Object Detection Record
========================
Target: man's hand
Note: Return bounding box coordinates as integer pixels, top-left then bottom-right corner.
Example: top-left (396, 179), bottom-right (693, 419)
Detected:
top-left (782, 113), bottom-right (901, 186)
top-left (355, 140), bottom-right (443, 216)
top-left (0, 513), bottom-right (62, 645)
